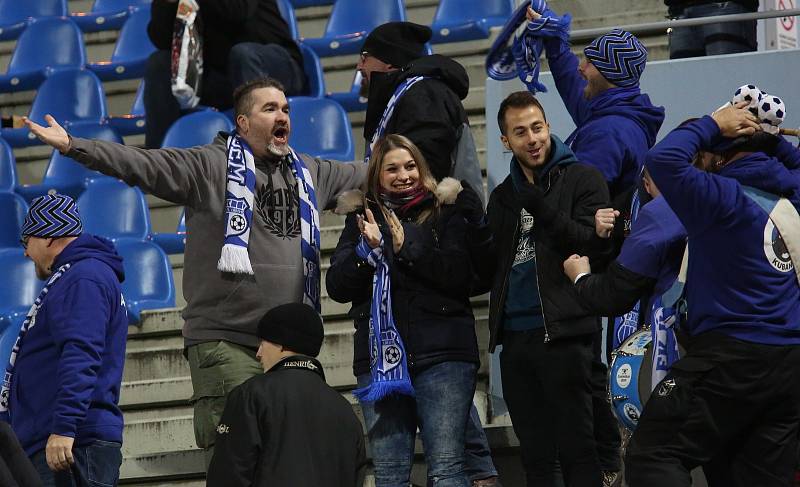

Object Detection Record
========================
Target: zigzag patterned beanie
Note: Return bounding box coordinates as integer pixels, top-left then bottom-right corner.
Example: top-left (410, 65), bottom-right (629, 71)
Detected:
top-left (584, 29), bottom-right (647, 88)
top-left (21, 193), bottom-right (83, 238)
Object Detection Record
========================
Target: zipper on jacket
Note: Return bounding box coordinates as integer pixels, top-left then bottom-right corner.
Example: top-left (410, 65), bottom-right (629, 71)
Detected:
top-left (531, 236), bottom-right (551, 344)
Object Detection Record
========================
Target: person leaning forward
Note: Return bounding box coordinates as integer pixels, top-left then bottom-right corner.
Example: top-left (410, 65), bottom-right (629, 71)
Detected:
top-left (207, 303), bottom-right (367, 487)
top-left (24, 77), bottom-right (367, 465)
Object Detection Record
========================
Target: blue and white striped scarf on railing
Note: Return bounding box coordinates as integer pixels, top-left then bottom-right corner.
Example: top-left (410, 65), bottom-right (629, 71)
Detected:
top-left (365, 75), bottom-right (428, 163)
top-left (353, 236), bottom-right (414, 402)
top-left (485, 0), bottom-right (571, 94)
top-left (218, 133), bottom-right (321, 311)
top-left (1, 263), bottom-right (72, 415)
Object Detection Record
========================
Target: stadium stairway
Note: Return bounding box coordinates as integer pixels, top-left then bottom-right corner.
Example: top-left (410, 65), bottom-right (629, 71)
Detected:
top-left (1, 0), bottom-right (668, 484)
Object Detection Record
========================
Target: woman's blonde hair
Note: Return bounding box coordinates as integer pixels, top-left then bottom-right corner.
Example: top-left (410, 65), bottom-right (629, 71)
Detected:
top-left (364, 134), bottom-right (438, 223)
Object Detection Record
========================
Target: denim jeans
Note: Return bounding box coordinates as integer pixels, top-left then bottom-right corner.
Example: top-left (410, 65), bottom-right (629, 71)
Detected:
top-left (31, 440), bottom-right (122, 487)
top-left (669, 2), bottom-right (757, 59)
top-left (143, 42), bottom-right (305, 148)
top-left (464, 404), bottom-right (499, 482)
top-left (358, 361), bottom-right (478, 487)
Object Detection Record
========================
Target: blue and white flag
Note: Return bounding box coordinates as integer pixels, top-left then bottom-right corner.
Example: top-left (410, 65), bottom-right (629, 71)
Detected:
top-left (353, 236), bottom-right (414, 402)
top-left (649, 296), bottom-right (680, 389)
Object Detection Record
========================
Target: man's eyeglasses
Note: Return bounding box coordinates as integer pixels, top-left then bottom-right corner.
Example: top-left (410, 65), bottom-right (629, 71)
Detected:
top-left (359, 51), bottom-right (371, 64)
top-left (20, 235), bottom-right (30, 250)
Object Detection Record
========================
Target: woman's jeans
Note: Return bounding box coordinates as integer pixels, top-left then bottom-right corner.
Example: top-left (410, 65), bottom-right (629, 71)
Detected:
top-left (358, 361), bottom-right (478, 487)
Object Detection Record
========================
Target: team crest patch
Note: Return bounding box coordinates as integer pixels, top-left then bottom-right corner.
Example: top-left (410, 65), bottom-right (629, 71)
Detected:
top-left (225, 197), bottom-right (249, 237)
top-left (764, 219), bottom-right (793, 273)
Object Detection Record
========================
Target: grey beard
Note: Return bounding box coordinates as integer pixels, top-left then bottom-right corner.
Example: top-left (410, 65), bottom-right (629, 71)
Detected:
top-left (267, 142), bottom-right (290, 158)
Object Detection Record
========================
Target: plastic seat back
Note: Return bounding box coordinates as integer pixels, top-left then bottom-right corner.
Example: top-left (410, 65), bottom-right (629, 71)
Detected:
top-left (0, 194), bottom-right (28, 249)
top-left (289, 97), bottom-right (355, 161)
top-left (0, 0), bottom-right (67, 26)
top-left (299, 43), bottom-right (324, 98)
top-left (115, 238), bottom-right (175, 322)
top-left (324, 0), bottom-right (405, 38)
top-left (276, 0), bottom-right (298, 40)
top-left (109, 7), bottom-right (156, 66)
top-left (0, 250), bottom-right (40, 322)
top-left (4, 17), bottom-right (86, 80)
top-left (77, 179), bottom-right (150, 241)
top-left (430, 0), bottom-right (513, 42)
top-left (28, 68), bottom-right (108, 125)
top-left (0, 138), bottom-right (15, 192)
top-left (161, 110), bottom-right (233, 148)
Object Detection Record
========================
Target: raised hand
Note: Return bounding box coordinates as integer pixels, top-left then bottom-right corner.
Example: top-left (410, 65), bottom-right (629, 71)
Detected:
top-left (386, 210), bottom-right (405, 254)
top-left (357, 208), bottom-right (382, 249)
top-left (712, 101), bottom-right (761, 138)
top-left (595, 208), bottom-right (620, 239)
top-left (23, 114), bottom-right (70, 153)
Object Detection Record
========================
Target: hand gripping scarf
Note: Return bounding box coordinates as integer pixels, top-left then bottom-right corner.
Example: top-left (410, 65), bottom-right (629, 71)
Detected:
top-left (485, 0), bottom-right (571, 94)
top-left (352, 236), bottom-right (414, 402)
top-left (218, 133), bottom-right (321, 312)
top-left (1, 263), bottom-right (72, 415)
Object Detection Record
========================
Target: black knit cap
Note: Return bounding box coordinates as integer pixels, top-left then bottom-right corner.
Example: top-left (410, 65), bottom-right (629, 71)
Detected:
top-left (361, 21), bottom-right (432, 68)
top-left (257, 303), bottom-right (324, 357)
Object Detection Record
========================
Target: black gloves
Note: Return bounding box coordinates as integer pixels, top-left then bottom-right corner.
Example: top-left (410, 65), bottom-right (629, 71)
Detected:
top-left (454, 181), bottom-right (485, 225)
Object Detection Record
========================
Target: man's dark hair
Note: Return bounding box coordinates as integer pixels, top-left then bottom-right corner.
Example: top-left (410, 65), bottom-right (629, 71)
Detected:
top-left (233, 77), bottom-right (285, 118)
top-left (497, 91), bottom-right (547, 135)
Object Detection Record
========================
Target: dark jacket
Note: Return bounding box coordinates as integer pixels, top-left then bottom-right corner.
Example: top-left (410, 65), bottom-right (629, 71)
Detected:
top-left (664, 0), bottom-right (758, 16)
top-left (207, 356), bottom-right (367, 487)
top-left (148, 0), bottom-right (302, 73)
top-left (364, 55), bottom-right (470, 182)
top-left (5, 234), bottom-right (128, 456)
top-left (326, 189), bottom-right (479, 377)
top-left (477, 137), bottom-right (611, 351)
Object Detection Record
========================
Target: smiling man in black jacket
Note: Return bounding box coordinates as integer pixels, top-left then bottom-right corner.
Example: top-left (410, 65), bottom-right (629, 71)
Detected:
top-left (207, 303), bottom-right (367, 487)
top-left (474, 91), bottom-right (610, 486)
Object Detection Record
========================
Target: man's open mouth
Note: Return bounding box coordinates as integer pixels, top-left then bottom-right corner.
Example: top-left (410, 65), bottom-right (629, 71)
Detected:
top-left (273, 126), bottom-right (288, 143)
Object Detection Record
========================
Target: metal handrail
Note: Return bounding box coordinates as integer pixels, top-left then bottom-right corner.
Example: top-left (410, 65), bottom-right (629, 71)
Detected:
top-left (568, 8), bottom-right (800, 41)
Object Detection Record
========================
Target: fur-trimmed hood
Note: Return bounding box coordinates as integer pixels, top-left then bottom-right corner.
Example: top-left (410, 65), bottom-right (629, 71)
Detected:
top-left (334, 177), bottom-right (463, 215)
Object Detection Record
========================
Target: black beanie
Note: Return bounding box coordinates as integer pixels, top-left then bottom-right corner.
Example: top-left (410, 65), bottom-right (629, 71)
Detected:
top-left (257, 303), bottom-right (324, 357)
top-left (362, 21), bottom-right (432, 68)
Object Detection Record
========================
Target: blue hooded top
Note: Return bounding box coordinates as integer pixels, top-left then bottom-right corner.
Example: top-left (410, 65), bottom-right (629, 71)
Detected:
top-left (645, 116), bottom-right (800, 345)
top-left (544, 37), bottom-right (666, 197)
top-left (617, 195), bottom-right (686, 297)
top-left (7, 233), bottom-right (128, 455)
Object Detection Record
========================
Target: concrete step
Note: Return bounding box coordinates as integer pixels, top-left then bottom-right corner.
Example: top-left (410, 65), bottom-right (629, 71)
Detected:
top-left (119, 418), bottom-right (516, 485)
top-left (122, 309), bottom-right (489, 389)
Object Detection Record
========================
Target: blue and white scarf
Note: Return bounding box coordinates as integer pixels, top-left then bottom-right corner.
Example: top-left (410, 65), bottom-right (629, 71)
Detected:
top-left (218, 133), bottom-right (321, 311)
top-left (0, 263), bottom-right (72, 415)
top-left (485, 0), bottom-right (571, 94)
top-left (612, 189), bottom-right (642, 348)
top-left (649, 295), bottom-right (680, 389)
top-left (353, 236), bottom-right (414, 402)
top-left (365, 76), bottom-right (428, 163)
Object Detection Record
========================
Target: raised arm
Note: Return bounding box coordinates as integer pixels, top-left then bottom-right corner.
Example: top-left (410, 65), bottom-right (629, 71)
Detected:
top-left (26, 115), bottom-right (223, 209)
top-left (314, 157), bottom-right (367, 210)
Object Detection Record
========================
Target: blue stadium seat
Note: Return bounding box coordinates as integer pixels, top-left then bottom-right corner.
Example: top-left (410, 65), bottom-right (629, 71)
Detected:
top-left (77, 179), bottom-right (151, 241)
top-left (0, 17), bottom-right (87, 93)
top-left (0, 311), bottom-right (23, 374)
top-left (289, 0), bottom-right (333, 7)
top-left (0, 193), bottom-right (28, 250)
top-left (276, 0), bottom-right (298, 40)
top-left (150, 208), bottom-right (186, 254)
top-left (299, 43), bottom-right (325, 98)
top-left (0, 138), bottom-right (16, 192)
top-left (108, 80), bottom-right (145, 136)
top-left (71, 0), bottom-right (151, 33)
top-left (429, 0), bottom-right (514, 43)
top-left (0, 0), bottom-right (67, 41)
top-left (87, 8), bottom-right (156, 81)
top-left (289, 97), bottom-right (355, 161)
top-left (161, 110), bottom-right (233, 148)
top-left (300, 0), bottom-right (406, 57)
top-left (327, 43), bottom-right (432, 112)
top-left (0, 68), bottom-right (108, 148)
top-left (114, 238), bottom-right (175, 324)
top-left (16, 123), bottom-right (123, 202)
top-left (0, 250), bottom-right (41, 330)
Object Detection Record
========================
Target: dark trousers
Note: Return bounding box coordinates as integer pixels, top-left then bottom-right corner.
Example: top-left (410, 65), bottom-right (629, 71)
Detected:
top-left (625, 333), bottom-right (800, 487)
top-left (590, 330), bottom-right (622, 472)
top-left (143, 42), bottom-right (305, 148)
top-left (501, 328), bottom-right (602, 487)
top-left (30, 440), bottom-right (122, 487)
top-left (669, 2), bottom-right (757, 59)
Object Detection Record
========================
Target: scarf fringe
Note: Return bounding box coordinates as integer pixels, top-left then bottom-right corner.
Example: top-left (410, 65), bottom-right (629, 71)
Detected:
top-left (217, 244), bottom-right (254, 274)
top-left (354, 377), bottom-right (415, 403)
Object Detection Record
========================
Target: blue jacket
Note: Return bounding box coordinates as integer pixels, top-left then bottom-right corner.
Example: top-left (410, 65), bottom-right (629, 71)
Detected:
top-left (544, 37), bottom-right (665, 197)
top-left (8, 234), bottom-right (128, 455)
top-left (617, 195), bottom-right (686, 297)
top-left (645, 116), bottom-right (800, 345)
